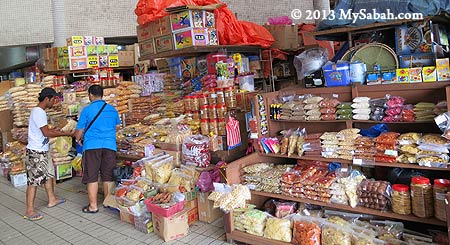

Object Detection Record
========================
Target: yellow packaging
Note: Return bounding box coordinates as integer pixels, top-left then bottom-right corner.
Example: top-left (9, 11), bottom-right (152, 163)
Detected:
top-left (87, 55), bottom-right (99, 68)
top-left (422, 66), bottom-right (437, 82)
top-left (436, 58), bottom-right (450, 81)
top-left (409, 67), bottom-right (422, 83)
top-left (108, 55), bottom-right (119, 67)
top-left (396, 68), bottom-right (409, 83)
top-left (66, 36), bottom-right (84, 46)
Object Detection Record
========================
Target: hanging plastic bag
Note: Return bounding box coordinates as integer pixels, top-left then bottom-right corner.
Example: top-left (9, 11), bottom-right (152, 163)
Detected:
top-left (55, 136), bottom-right (72, 155)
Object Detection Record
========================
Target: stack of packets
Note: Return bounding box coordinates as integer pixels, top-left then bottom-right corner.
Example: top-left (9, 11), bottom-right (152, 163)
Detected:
top-left (304, 133), bottom-right (321, 157)
top-left (416, 134), bottom-right (449, 167)
top-left (126, 97), bottom-right (161, 125)
top-left (375, 132), bottom-right (399, 163)
top-left (103, 88), bottom-right (119, 108)
top-left (116, 82), bottom-right (142, 114)
top-left (242, 163), bottom-right (292, 194)
top-left (304, 96), bottom-right (323, 121)
top-left (352, 97), bottom-right (371, 120)
top-left (11, 128), bottom-right (28, 144)
top-left (337, 129), bottom-right (360, 160)
top-left (319, 97), bottom-right (340, 121)
top-left (0, 96), bottom-right (9, 112)
top-left (434, 101), bottom-right (447, 115)
top-left (383, 96), bottom-right (405, 122)
top-left (414, 102), bottom-right (436, 121)
top-left (287, 99), bottom-right (305, 121)
top-left (353, 136), bottom-right (376, 162)
top-left (321, 132), bottom-right (339, 159)
top-left (42, 76), bottom-right (54, 87)
top-left (234, 209), bottom-right (267, 236)
top-left (396, 133), bottom-right (421, 164)
top-left (9, 86), bottom-right (30, 127)
top-left (369, 98), bottom-right (387, 121)
top-left (49, 118), bottom-right (77, 166)
top-left (336, 102), bottom-right (352, 120)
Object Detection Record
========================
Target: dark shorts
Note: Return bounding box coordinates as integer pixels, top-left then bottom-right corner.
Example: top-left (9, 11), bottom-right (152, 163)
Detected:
top-left (26, 149), bottom-right (55, 186)
top-left (82, 148), bottom-right (116, 184)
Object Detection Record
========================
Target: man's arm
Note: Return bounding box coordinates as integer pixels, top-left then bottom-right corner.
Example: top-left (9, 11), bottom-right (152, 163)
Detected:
top-left (74, 129), bottom-right (84, 142)
top-left (40, 125), bottom-right (73, 137)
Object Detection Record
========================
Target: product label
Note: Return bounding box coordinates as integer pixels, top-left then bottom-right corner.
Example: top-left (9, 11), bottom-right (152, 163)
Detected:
top-left (436, 192), bottom-right (446, 201)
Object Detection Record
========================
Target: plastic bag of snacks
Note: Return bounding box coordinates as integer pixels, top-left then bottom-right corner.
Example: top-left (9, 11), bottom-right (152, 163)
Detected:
top-left (321, 221), bottom-right (352, 245)
top-left (182, 134), bottom-right (210, 167)
top-left (274, 201), bottom-right (297, 218)
top-left (264, 217), bottom-right (293, 243)
top-left (291, 215), bottom-right (322, 245)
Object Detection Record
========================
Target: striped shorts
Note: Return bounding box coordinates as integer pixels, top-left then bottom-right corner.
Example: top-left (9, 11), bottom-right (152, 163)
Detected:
top-left (25, 149), bottom-right (55, 186)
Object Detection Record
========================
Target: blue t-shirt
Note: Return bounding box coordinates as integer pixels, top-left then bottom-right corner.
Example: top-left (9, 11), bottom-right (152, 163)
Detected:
top-left (76, 100), bottom-right (120, 152)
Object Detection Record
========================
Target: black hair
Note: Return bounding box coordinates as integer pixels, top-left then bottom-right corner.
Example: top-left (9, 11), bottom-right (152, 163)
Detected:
top-left (38, 95), bottom-right (53, 102)
top-left (88, 85), bottom-right (103, 97)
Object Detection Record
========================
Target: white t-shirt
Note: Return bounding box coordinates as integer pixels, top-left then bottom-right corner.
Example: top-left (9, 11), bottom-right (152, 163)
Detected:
top-left (27, 107), bottom-right (49, 151)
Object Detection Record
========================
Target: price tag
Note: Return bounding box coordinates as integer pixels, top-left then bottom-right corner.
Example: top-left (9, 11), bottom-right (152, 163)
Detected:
top-left (247, 184), bottom-right (256, 190)
top-left (434, 113), bottom-right (447, 126)
top-left (384, 150), bottom-right (398, 157)
top-left (353, 158), bottom-right (363, 166)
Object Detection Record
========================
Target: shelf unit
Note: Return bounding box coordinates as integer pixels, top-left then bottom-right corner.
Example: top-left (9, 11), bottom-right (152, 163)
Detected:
top-left (225, 82), bottom-right (450, 244)
top-left (45, 66), bottom-right (135, 75)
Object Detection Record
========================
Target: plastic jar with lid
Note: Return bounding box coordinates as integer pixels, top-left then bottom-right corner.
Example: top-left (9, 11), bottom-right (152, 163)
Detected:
top-left (198, 93), bottom-right (208, 106)
top-left (208, 105), bottom-right (218, 119)
top-left (217, 104), bottom-right (227, 119)
top-left (191, 95), bottom-right (200, 111)
top-left (224, 87), bottom-right (237, 108)
top-left (184, 96), bottom-right (192, 112)
top-left (218, 118), bottom-right (226, 135)
top-left (215, 88), bottom-right (225, 104)
top-left (411, 176), bottom-right (434, 218)
top-left (391, 184), bottom-right (411, 215)
top-left (200, 105), bottom-right (209, 119)
top-left (200, 119), bottom-right (209, 135)
top-left (433, 179), bottom-right (450, 221)
top-left (209, 118), bottom-right (219, 135)
top-left (192, 111), bottom-right (200, 121)
top-left (208, 90), bottom-right (217, 105)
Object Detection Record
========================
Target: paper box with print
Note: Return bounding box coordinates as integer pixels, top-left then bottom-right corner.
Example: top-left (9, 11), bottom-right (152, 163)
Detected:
top-left (154, 35), bottom-right (174, 53)
top-left (396, 68), bottom-right (409, 83)
top-left (69, 57), bottom-right (88, 70)
top-left (174, 28), bottom-right (208, 50)
top-left (409, 67), bottom-right (422, 83)
top-left (422, 66), bottom-right (437, 82)
top-left (170, 10), bottom-right (204, 32)
top-left (66, 36), bottom-right (84, 46)
top-left (436, 58), bottom-right (450, 81)
top-left (68, 46), bottom-right (87, 58)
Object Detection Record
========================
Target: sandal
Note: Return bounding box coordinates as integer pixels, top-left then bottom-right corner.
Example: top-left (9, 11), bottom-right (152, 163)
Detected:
top-left (48, 198), bottom-right (66, 208)
top-left (82, 205), bottom-right (99, 214)
top-left (23, 213), bottom-right (43, 221)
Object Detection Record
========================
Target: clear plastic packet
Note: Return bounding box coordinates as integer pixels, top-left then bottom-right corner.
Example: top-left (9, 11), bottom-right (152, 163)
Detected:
top-left (304, 104), bottom-right (320, 110)
top-left (143, 154), bottom-right (172, 180)
top-left (352, 102), bottom-right (370, 109)
top-left (336, 108), bottom-right (353, 115)
top-left (321, 220), bottom-right (352, 245)
top-left (353, 108), bottom-right (371, 114)
top-left (319, 97), bottom-right (340, 108)
top-left (417, 154), bottom-right (449, 167)
top-left (168, 169), bottom-right (194, 192)
top-left (369, 98), bottom-right (388, 108)
top-left (297, 132), bottom-right (305, 156)
top-left (375, 132), bottom-right (399, 144)
top-left (182, 134), bottom-right (210, 167)
top-left (151, 156), bottom-right (174, 184)
top-left (337, 114), bottom-right (352, 120)
top-left (396, 154), bottom-right (417, 164)
top-left (370, 220), bottom-right (404, 241)
top-left (320, 107), bottom-right (337, 114)
top-left (353, 114), bottom-right (370, 120)
top-left (304, 96), bottom-right (323, 104)
top-left (275, 201), bottom-right (297, 218)
top-left (417, 143), bottom-right (449, 153)
top-left (306, 109), bottom-right (321, 116)
top-left (386, 96), bottom-right (405, 108)
top-left (134, 177), bottom-right (157, 194)
top-left (264, 216), bottom-right (293, 243)
top-left (288, 131), bottom-right (300, 157)
top-left (398, 133), bottom-right (421, 145)
top-left (418, 133), bottom-right (449, 146)
top-left (291, 215), bottom-right (322, 245)
top-left (353, 97), bottom-right (371, 103)
top-left (337, 102), bottom-right (352, 109)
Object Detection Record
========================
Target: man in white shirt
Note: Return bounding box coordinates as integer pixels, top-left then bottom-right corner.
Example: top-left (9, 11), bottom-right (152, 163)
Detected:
top-left (23, 87), bottom-right (73, 221)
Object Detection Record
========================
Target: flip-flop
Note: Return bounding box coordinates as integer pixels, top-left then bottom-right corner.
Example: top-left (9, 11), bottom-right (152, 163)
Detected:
top-left (47, 198), bottom-right (65, 208)
top-left (23, 213), bottom-right (43, 221)
top-left (82, 205), bottom-right (99, 214)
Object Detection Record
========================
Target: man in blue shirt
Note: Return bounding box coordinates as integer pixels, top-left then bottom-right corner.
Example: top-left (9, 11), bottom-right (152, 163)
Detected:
top-left (74, 85), bottom-right (120, 213)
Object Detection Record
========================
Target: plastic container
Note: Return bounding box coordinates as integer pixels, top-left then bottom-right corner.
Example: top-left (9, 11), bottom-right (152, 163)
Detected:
top-left (218, 118), bottom-right (226, 136)
top-left (200, 119), bottom-right (209, 135)
top-left (198, 93), bottom-right (208, 106)
top-left (144, 198), bottom-right (184, 218)
top-left (191, 95), bottom-right (200, 111)
top-left (411, 176), bottom-right (434, 218)
top-left (433, 179), bottom-right (450, 221)
top-left (391, 184), bottom-right (411, 215)
top-left (349, 61), bottom-right (367, 84)
top-left (215, 88), bottom-right (225, 104)
top-left (208, 90), bottom-right (217, 105)
top-left (208, 105), bottom-right (218, 119)
top-left (217, 104), bottom-right (227, 119)
top-left (238, 74), bottom-right (255, 92)
top-left (224, 87), bottom-right (237, 108)
top-left (184, 96), bottom-right (192, 112)
top-left (191, 111), bottom-right (200, 121)
top-left (200, 105), bottom-right (209, 119)
top-left (322, 61), bottom-right (351, 87)
top-left (209, 118), bottom-right (219, 135)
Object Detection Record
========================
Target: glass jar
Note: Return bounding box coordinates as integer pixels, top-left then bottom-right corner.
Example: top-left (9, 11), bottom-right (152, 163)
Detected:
top-left (191, 95), bottom-right (200, 111)
top-left (209, 118), bottom-right (218, 135)
top-left (200, 119), bottom-right (209, 135)
top-left (215, 88), bottom-right (225, 104)
top-left (208, 105), bottom-right (218, 119)
top-left (198, 93), bottom-right (208, 106)
top-left (184, 96), bottom-right (192, 112)
top-left (208, 90), bottom-right (217, 105)
top-left (217, 104), bottom-right (227, 119)
top-left (200, 105), bottom-right (209, 119)
top-left (191, 111), bottom-right (200, 121)
top-left (391, 184), bottom-right (411, 215)
top-left (224, 87), bottom-right (237, 108)
top-left (411, 176), bottom-right (434, 218)
top-left (433, 179), bottom-right (450, 221)
top-left (218, 118), bottom-right (226, 136)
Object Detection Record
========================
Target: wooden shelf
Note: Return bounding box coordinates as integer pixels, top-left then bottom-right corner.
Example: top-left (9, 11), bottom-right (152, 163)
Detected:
top-left (116, 154), bottom-right (141, 161)
top-left (260, 153), bottom-right (450, 171)
top-left (227, 230), bottom-right (290, 245)
top-left (45, 66), bottom-right (134, 75)
top-left (139, 45), bottom-right (262, 61)
top-left (251, 190), bottom-right (446, 227)
top-left (271, 119), bottom-right (435, 124)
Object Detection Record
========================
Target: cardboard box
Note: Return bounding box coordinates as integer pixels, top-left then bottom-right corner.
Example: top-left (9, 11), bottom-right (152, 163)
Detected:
top-left (10, 173), bottom-right (27, 187)
top-left (55, 163), bottom-right (72, 181)
top-left (323, 62), bottom-right (351, 87)
top-left (187, 207), bottom-right (199, 226)
top-left (396, 68), bottom-right (410, 83)
top-left (409, 67), bottom-right (422, 83)
top-left (98, 55), bottom-right (109, 68)
top-left (106, 45), bottom-right (119, 54)
top-left (398, 52), bottom-right (434, 68)
top-left (395, 25), bottom-right (431, 55)
top-left (97, 45), bottom-right (108, 55)
top-left (155, 58), bottom-right (169, 73)
top-left (68, 46), bottom-right (87, 57)
top-left (66, 36), bottom-right (84, 46)
top-left (422, 66), bottom-right (437, 82)
top-left (436, 58), bottom-right (450, 81)
top-left (152, 208), bottom-right (189, 242)
top-left (118, 51), bottom-right (135, 67)
top-left (185, 199), bottom-right (198, 209)
top-left (83, 36), bottom-right (94, 46)
top-left (198, 191), bottom-right (223, 223)
top-left (170, 10), bottom-right (203, 31)
top-left (264, 24), bottom-right (299, 50)
top-left (305, 70), bottom-right (325, 88)
top-left (94, 36), bottom-right (105, 45)
top-left (69, 57), bottom-right (88, 70)
top-left (0, 110), bottom-right (13, 132)
top-left (109, 55), bottom-right (119, 68)
top-left (0, 81), bottom-right (13, 96)
top-left (173, 28), bottom-right (210, 49)
top-left (57, 57), bottom-right (69, 70)
top-left (139, 39), bottom-right (156, 56)
top-left (87, 55), bottom-right (99, 68)
top-left (57, 46), bottom-right (69, 57)
top-left (155, 35), bottom-right (174, 53)
top-left (153, 16), bottom-right (172, 37)
top-left (137, 23), bottom-right (154, 42)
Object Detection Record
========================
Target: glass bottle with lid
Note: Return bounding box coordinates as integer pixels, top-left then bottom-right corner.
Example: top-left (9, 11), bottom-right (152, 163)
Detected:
top-left (391, 184), bottom-right (411, 215)
top-left (433, 179), bottom-right (450, 221)
top-left (411, 176), bottom-right (434, 218)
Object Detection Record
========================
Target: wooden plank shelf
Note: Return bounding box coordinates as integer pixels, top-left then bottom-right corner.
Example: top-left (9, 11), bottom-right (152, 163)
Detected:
top-left (45, 66), bottom-right (134, 75)
top-left (260, 153), bottom-right (450, 171)
top-left (251, 190), bottom-right (447, 227)
top-left (139, 45), bottom-right (262, 61)
top-left (227, 230), bottom-right (290, 245)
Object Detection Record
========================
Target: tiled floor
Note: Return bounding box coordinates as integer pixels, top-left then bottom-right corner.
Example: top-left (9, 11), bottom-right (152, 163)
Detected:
top-left (0, 176), bottom-right (229, 245)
